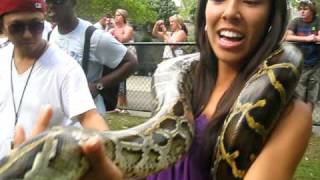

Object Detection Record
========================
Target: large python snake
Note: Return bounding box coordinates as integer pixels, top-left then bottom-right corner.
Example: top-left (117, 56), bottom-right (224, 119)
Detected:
top-left (0, 43), bottom-right (302, 180)
top-left (212, 43), bottom-right (302, 179)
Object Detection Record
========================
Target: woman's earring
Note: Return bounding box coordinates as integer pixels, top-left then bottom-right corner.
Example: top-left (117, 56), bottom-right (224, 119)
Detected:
top-left (268, 26), bottom-right (272, 33)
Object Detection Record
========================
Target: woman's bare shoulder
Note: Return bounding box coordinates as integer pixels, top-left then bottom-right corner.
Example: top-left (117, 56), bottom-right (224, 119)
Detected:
top-left (281, 99), bottom-right (312, 129)
top-left (124, 24), bottom-right (133, 31)
top-left (276, 99), bottom-right (312, 145)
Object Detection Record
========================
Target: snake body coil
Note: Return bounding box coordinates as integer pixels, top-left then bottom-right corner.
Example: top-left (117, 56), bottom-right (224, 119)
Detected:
top-left (0, 44), bottom-right (302, 180)
top-left (212, 43), bottom-right (302, 179)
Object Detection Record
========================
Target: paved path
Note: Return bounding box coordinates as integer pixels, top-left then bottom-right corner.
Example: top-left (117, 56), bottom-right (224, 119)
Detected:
top-left (312, 104), bottom-right (320, 136)
top-left (313, 125), bottom-right (320, 136)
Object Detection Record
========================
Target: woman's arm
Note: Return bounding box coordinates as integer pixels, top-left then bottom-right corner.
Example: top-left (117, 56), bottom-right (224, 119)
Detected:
top-left (245, 100), bottom-right (312, 180)
top-left (152, 20), bottom-right (166, 39)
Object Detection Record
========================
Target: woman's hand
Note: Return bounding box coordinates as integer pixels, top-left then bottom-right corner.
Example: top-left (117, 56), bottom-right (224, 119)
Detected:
top-left (156, 20), bottom-right (164, 27)
top-left (13, 105), bottom-right (122, 180)
top-left (152, 19), bottom-right (167, 38)
top-left (81, 137), bottom-right (123, 180)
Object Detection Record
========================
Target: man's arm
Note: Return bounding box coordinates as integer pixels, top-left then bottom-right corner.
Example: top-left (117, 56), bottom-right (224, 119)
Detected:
top-left (90, 50), bottom-right (138, 97)
top-left (78, 109), bottom-right (109, 131)
top-left (316, 30), bottom-right (320, 42)
top-left (285, 29), bottom-right (317, 42)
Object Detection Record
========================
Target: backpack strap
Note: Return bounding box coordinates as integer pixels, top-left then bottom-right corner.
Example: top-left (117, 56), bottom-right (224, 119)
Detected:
top-left (82, 26), bottom-right (97, 75)
top-left (47, 30), bottom-right (52, 41)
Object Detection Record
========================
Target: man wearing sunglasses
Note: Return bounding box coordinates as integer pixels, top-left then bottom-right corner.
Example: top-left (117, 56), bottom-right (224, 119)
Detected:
top-left (0, 1), bottom-right (123, 178)
top-left (46, 0), bottom-right (138, 115)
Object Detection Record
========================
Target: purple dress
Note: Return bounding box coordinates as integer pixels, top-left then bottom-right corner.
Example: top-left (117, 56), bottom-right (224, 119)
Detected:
top-left (147, 115), bottom-right (211, 180)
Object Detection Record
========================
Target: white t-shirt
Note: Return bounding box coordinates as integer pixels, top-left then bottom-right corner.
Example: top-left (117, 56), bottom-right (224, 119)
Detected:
top-left (0, 43), bottom-right (95, 158)
top-left (93, 22), bottom-right (104, 30)
top-left (49, 18), bottom-right (127, 114)
top-left (42, 20), bottom-right (53, 40)
top-left (0, 37), bottom-right (9, 48)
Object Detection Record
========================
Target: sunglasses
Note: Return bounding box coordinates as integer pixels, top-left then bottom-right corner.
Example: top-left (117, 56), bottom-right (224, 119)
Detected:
top-left (46, 0), bottom-right (66, 5)
top-left (8, 21), bottom-right (44, 36)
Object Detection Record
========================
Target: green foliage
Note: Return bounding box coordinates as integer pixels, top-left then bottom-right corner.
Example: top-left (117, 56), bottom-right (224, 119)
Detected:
top-left (140, 35), bottom-right (153, 42)
top-left (149, 0), bottom-right (178, 24)
top-left (74, 0), bottom-right (195, 41)
top-left (75, 0), bottom-right (157, 25)
top-left (179, 0), bottom-right (197, 23)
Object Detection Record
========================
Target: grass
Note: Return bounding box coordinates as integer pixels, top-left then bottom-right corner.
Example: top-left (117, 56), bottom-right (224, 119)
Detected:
top-left (294, 135), bottom-right (320, 180)
top-left (105, 112), bottom-right (320, 179)
top-left (105, 112), bottom-right (148, 130)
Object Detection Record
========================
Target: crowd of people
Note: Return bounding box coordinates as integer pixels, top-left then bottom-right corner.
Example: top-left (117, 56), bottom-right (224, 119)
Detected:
top-left (0, 0), bottom-right (316, 179)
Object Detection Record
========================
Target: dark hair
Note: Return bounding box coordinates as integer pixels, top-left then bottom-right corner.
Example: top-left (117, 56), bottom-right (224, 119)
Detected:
top-left (191, 0), bottom-right (288, 173)
top-left (181, 23), bottom-right (188, 35)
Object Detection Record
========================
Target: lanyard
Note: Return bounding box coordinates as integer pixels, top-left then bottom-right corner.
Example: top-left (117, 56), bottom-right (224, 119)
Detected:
top-left (10, 52), bottom-right (36, 149)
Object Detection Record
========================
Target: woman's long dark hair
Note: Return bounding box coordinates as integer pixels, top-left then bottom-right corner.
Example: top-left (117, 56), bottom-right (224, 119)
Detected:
top-left (191, 0), bottom-right (288, 174)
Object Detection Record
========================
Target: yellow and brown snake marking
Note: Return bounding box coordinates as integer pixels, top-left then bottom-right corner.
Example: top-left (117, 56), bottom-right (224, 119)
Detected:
top-left (212, 43), bottom-right (302, 179)
top-left (0, 44), bottom-right (302, 180)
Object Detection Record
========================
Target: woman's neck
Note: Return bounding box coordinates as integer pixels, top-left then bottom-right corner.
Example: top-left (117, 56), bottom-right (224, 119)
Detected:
top-left (115, 21), bottom-right (125, 28)
top-left (173, 27), bottom-right (180, 32)
top-left (202, 63), bottom-right (239, 118)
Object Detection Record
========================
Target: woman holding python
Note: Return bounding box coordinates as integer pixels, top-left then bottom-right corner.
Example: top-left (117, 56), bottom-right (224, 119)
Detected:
top-left (2, 0), bottom-right (311, 179)
top-left (147, 0), bottom-right (312, 179)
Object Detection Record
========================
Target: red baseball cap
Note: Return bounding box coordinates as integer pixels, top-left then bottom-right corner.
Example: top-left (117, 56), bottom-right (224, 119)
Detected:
top-left (0, 0), bottom-right (47, 16)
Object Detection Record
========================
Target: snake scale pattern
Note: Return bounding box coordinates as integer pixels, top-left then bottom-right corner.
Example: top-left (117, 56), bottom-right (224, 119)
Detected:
top-left (0, 43), bottom-right (302, 180)
top-left (212, 43), bottom-right (302, 179)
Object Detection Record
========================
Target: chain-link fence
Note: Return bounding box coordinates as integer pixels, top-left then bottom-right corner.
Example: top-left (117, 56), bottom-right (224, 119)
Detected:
top-left (124, 42), bottom-right (197, 112)
top-left (74, 2), bottom-right (198, 112)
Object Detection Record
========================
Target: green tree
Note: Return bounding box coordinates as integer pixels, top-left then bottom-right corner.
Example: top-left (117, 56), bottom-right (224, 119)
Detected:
top-left (149, 0), bottom-right (178, 23)
top-left (75, 0), bottom-right (157, 25)
top-left (179, 0), bottom-right (197, 23)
